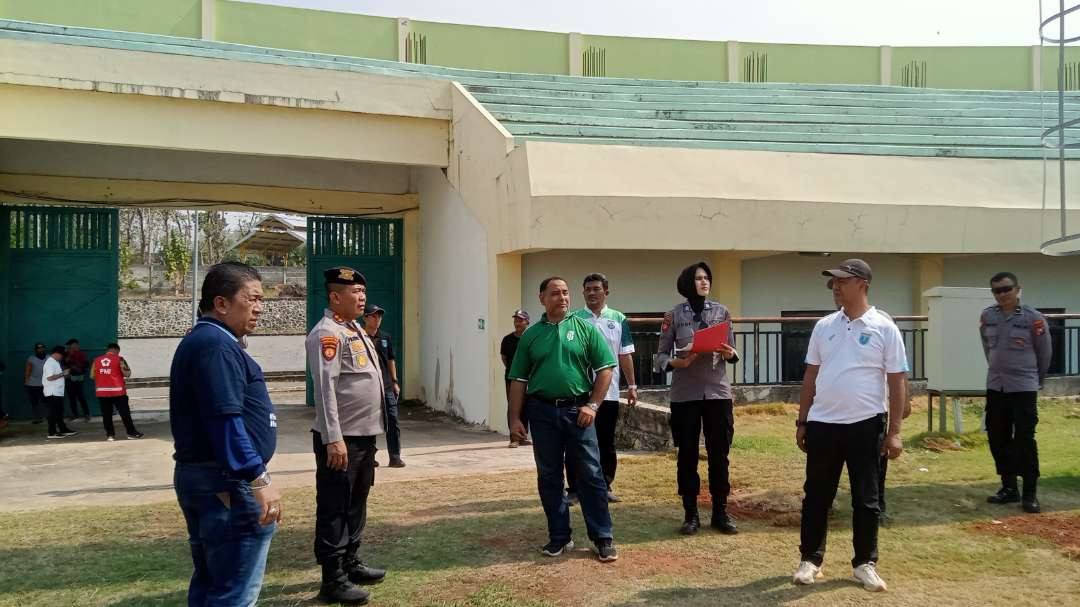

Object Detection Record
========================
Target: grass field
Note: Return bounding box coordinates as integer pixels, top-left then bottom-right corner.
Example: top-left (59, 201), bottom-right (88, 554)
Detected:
top-left (2, 397), bottom-right (1079, 606)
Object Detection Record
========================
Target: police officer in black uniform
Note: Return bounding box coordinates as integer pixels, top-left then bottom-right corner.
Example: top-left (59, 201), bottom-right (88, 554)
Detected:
top-left (979, 271), bottom-right (1052, 513)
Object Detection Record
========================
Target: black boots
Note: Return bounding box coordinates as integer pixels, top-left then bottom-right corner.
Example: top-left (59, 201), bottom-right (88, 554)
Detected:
top-left (344, 555), bottom-right (387, 585)
top-left (710, 503), bottom-right (738, 535)
top-left (987, 476), bottom-right (1020, 504)
top-left (680, 495), bottom-right (700, 535)
top-left (1022, 477), bottom-right (1041, 513)
top-left (319, 561), bottom-right (370, 605)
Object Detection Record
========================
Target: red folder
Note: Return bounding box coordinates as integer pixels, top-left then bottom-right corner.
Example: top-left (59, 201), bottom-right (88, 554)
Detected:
top-left (687, 321), bottom-right (731, 353)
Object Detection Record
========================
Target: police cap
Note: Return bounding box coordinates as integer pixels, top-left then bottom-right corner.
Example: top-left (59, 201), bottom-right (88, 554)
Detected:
top-left (324, 266), bottom-right (366, 286)
top-left (363, 303), bottom-right (385, 317)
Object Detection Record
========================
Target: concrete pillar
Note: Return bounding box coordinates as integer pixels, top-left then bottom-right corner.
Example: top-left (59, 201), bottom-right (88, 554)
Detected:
top-left (488, 252), bottom-right (522, 433)
top-left (709, 252), bottom-right (742, 317)
top-left (880, 45), bottom-right (892, 86)
top-left (402, 208), bottom-right (421, 398)
top-left (912, 254), bottom-right (944, 315)
top-left (1032, 44), bottom-right (1042, 91)
top-left (200, 0), bottom-right (215, 41)
top-left (727, 41), bottom-right (741, 83)
top-left (397, 18), bottom-right (411, 62)
top-left (569, 32), bottom-right (583, 76)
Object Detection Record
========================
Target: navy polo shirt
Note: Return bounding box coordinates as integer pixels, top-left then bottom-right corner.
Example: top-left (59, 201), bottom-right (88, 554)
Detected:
top-left (169, 318), bottom-right (277, 468)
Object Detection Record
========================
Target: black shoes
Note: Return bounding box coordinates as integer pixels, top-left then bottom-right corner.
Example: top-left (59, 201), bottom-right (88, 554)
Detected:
top-left (987, 487), bottom-right (1020, 504)
top-left (594, 538), bottom-right (618, 562)
top-left (710, 510), bottom-right (738, 535)
top-left (540, 539), bottom-right (574, 556)
top-left (680, 512), bottom-right (700, 535)
top-left (388, 457), bottom-right (406, 468)
top-left (344, 558), bottom-right (386, 585)
top-left (320, 562), bottom-right (371, 605)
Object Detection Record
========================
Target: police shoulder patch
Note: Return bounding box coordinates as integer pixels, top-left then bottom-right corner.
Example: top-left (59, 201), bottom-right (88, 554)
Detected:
top-left (1034, 318), bottom-right (1046, 335)
top-left (320, 335), bottom-right (337, 361)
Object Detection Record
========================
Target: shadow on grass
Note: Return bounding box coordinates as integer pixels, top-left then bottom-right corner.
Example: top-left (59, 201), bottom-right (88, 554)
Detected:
top-left (610, 575), bottom-right (855, 607)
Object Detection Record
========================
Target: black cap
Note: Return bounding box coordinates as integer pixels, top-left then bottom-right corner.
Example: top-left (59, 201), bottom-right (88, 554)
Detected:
top-left (822, 258), bottom-right (872, 283)
top-left (512, 309), bottom-right (530, 321)
top-left (50, 345), bottom-right (66, 355)
top-left (363, 303), bottom-right (385, 316)
top-left (324, 266), bottom-right (366, 286)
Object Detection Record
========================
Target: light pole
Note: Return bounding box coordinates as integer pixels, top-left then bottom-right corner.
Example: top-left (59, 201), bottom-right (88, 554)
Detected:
top-left (191, 210), bottom-right (199, 325)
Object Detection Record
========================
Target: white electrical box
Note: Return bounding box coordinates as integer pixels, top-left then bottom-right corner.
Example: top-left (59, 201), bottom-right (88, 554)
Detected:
top-left (923, 287), bottom-right (995, 392)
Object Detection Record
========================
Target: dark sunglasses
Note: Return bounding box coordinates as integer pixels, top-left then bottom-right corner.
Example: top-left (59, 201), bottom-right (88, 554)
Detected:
top-left (991, 285), bottom-right (1015, 295)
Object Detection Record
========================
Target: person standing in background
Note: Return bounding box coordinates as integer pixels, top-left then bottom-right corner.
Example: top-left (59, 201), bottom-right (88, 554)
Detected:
top-left (501, 309), bottom-right (532, 448)
top-left (42, 346), bottom-right (77, 439)
top-left (364, 303), bottom-right (405, 468)
top-left (64, 338), bottom-right (91, 422)
top-left (24, 342), bottom-right (47, 424)
top-left (91, 343), bottom-right (143, 441)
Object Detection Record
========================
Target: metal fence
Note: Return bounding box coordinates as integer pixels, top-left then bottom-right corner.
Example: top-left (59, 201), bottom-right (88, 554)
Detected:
top-left (625, 313), bottom-right (1078, 388)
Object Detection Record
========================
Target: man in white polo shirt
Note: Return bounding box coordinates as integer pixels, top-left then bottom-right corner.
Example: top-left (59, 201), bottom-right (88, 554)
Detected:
top-left (792, 259), bottom-right (908, 593)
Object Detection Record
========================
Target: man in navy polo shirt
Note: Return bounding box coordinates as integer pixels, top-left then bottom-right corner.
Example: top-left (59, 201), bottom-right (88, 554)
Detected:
top-left (170, 262), bottom-right (280, 607)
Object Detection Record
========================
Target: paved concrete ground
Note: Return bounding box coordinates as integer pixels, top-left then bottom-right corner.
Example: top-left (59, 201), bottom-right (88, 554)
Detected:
top-left (118, 335), bottom-right (305, 378)
top-left (0, 382), bottom-right (539, 512)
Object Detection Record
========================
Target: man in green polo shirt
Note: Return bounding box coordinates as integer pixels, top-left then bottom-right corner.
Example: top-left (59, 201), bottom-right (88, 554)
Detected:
top-left (508, 276), bottom-right (619, 562)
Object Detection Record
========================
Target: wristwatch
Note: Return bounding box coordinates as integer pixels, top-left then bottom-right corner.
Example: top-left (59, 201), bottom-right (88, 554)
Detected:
top-left (795, 419), bottom-right (808, 428)
top-left (250, 471), bottom-right (272, 489)
top-left (587, 402), bottom-right (600, 412)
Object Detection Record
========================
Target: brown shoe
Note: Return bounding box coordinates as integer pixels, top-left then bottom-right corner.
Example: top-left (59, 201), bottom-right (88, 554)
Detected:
top-left (508, 440), bottom-right (520, 448)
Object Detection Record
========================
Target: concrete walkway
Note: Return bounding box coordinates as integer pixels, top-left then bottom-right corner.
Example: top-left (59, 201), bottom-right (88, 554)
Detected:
top-left (118, 335), bottom-right (305, 379)
top-left (0, 383), bottom-right (538, 512)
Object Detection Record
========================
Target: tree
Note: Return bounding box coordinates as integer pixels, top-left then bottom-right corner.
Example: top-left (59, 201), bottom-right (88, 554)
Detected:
top-left (118, 242), bottom-right (140, 290)
top-left (162, 228), bottom-right (191, 296)
top-left (199, 211), bottom-right (228, 266)
top-left (287, 243), bottom-right (307, 267)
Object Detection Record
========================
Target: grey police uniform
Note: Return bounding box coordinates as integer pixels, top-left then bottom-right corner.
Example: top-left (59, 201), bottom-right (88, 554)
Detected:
top-left (655, 299), bottom-right (740, 521)
top-left (655, 300), bottom-right (738, 401)
top-left (978, 302), bottom-right (1052, 488)
top-left (309, 308), bottom-right (386, 442)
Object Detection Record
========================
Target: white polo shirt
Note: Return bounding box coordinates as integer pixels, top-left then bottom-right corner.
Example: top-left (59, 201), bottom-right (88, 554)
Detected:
top-left (572, 306), bottom-right (635, 402)
top-left (805, 306), bottom-right (908, 424)
top-left (42, 357), bottom-right (66, 398)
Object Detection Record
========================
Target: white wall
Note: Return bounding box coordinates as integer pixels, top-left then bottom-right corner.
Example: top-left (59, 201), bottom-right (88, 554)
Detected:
top-left (416, 167), bottom-right (491, 424)
top-left (741, 253), bottom-right (917, 316)
top-left (520, 250), bottom-right (712, 320)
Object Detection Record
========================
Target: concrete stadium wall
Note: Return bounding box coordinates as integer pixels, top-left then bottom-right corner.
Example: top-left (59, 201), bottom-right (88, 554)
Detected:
top-left (416, 167), bottom-right (492, 425)
top-left (0, 0), bottom-right (201, 37)
top-left (943, 253), bottom-right (1080, 316)
top-left (118, 297), bottom-right (305, 338)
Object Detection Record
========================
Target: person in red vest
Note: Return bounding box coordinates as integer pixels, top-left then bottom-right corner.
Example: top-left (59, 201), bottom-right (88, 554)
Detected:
top-left (91, 343), bottom-right (143, 441)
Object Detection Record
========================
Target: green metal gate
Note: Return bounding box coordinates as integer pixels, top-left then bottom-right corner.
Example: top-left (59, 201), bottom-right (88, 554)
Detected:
top-left (306, 217), bottom-right (403, 405)
top-left (1, 205), bottom-right (119, 419)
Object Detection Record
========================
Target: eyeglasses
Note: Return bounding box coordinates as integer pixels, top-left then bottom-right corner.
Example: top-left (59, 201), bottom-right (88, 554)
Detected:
top-left (991, 285), bottom-right (1015, 295)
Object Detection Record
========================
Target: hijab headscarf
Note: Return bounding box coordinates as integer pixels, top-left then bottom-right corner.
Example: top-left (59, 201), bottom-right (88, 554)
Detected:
top-left (677, 261), bottom-right (713, 315)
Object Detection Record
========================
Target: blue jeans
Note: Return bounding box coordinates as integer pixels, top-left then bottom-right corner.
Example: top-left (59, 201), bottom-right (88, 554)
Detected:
top-left (526, 398), bottom-right (613, 544)
top-left (174, 464), bottom-right (276, 607)
top-left (385, 389), bottom-right (402, 458)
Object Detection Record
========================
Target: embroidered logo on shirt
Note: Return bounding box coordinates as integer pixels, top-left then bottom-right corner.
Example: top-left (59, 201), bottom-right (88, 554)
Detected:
top-left (1034, 319), bottom-right (1046, 336)
top-left (567, 331), bottom-right (575, 341)
top-left (320, 336), bottom-right (338, 360)
top-left (858, 332), bottom-right (871, 345)
top-left (269, 412), bottom-right (277, 428)
top-left (1014, 336), bottom-right (1026, 347)
top-left (607, 321), bottom-right (616, 330)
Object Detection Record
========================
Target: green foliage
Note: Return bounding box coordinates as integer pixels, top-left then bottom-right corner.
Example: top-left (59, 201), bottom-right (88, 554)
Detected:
top-left (221, 248), bottom-right (267, 266)
top-left (286, 243), bottom-right (307, 267)
top-left (117, 242), bottom-right (140, 290)
top-left (161, 229), bottom-right (191, 295)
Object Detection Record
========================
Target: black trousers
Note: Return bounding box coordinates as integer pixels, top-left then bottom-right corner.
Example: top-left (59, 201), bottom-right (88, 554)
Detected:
top-left (985, 390), bottom-right (1040, 480)
top-left (800, 414), bottom-right (885, 568)
top-left (669, 399), bottom-right (735, 503)
top-left (66, 379), bottom-right (89, 417)
top-left (313, 432), bottom-right (376, 564)
top-left (25, 386), bottom-right (45, 420)
top-left (566, 400), bottom-right (620, 493)
top-left (100, 395), bottom-right (138, 437)
top-left (44, 395), bottom-right (72, 435)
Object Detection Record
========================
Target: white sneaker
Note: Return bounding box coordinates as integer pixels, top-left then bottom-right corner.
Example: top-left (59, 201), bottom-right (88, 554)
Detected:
top-left (792, 560), bottom-right (822, 585)
top-left (853, 563), bottom-right (887, 592)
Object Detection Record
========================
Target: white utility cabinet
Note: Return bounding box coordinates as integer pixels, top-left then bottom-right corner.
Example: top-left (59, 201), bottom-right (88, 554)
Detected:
top-left (923, 287), bottom-right (995, 392)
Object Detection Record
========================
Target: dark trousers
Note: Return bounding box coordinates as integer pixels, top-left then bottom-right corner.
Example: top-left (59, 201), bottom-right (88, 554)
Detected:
top-left (878, 455), bottom-right (888, 514)
top-left (100, 395), bottom-right (138, 437)
top-left (174, 463), bottom-right (276, 606)
top-left (385, 390), bottom-right (402, 459)
top-left (566, 400), bottom-right (620, 493)
top-left (313, 432), bottom-right (376, 565)
top-left (25, 386), bottom-right (45, 420)
top-left (506, 380), bottom-right (530, 435)
top-left (66, 378), bottom-right (89, 417)
top-left (526, 398), bottom-right (612, 543)
top-left (44, 395), bottom-right (72, 435)
top-left (800, 414), bottom-right (885, 568)
top-left (985, 390), bottom-right (1040, 480)
top-left (669, 399), bottom-right (735, 503)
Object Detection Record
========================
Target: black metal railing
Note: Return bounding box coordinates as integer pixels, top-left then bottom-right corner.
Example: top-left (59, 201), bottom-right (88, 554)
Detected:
top-left (628, 315), bottom-right (929, 388)
top-left (629, 313), bottom-right (1080, 388)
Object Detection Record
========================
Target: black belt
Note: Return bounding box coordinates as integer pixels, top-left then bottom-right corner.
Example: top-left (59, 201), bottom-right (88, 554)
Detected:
top-left (532, 394), bottom-right (590, 408)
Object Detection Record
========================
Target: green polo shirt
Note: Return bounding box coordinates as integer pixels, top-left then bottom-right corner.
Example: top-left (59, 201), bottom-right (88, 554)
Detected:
top-left (507, 313), bottom-right (617, 400)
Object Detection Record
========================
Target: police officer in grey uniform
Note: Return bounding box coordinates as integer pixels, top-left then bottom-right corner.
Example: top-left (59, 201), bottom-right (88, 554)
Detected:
top-left (656, 262), bottom-right (740, 535)
top-left (979, 271), bottom-right (1052, 514)
top-left (308, 266), bottom-right (388, 604)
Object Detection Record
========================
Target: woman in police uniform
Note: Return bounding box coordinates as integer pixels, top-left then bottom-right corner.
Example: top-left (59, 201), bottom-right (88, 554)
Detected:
top-left (656, 262), bottom-right (739, 535)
